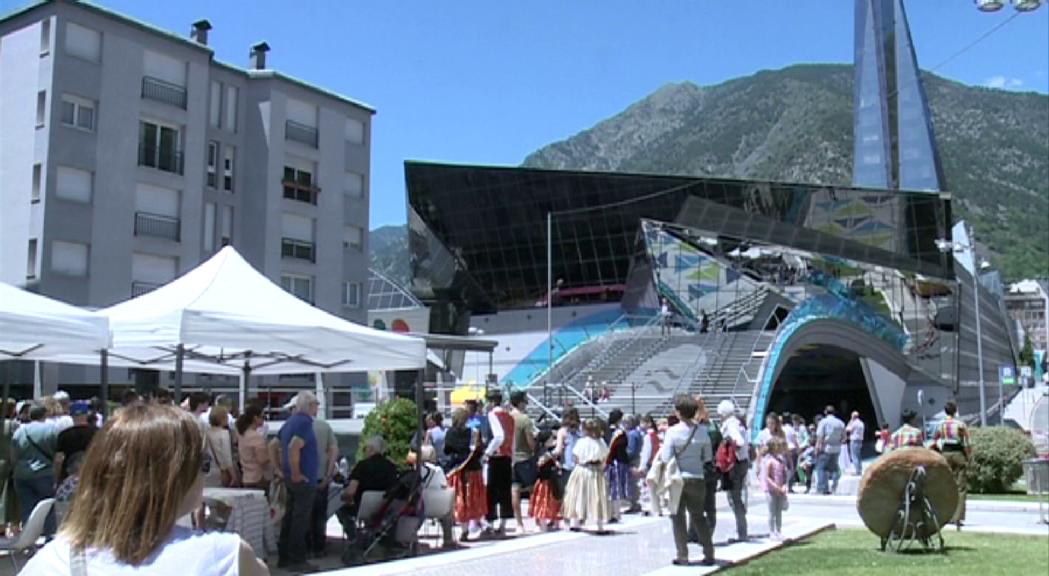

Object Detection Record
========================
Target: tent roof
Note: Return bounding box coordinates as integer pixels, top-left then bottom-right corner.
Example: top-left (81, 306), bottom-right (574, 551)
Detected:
top-left (0, 283), bottom-right (110, 358)
top-left (96, 247), bottom-right (425, 374)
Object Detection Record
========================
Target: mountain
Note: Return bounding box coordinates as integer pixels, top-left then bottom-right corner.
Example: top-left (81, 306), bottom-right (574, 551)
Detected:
top-left (373, 64), bottom-right (1048, 283)
top-left (368, 225), bottom-right (410, 286)
top-left (524, 64), bottom-right (1049, 281)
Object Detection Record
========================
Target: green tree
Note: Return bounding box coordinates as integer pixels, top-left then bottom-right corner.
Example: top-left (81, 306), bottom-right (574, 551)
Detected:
top-left (1019, 334), bottom-right (1035, 371)
top-left (356, 397), bottom-right (418, 469)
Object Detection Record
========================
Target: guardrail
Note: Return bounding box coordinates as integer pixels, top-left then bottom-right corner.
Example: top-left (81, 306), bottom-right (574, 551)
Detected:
top-left (285, 120), bottom-right (319, 148)
top-left (134, 211), bottom-right (180, 241)
top-left (141, 76), bottom-right (187, 109)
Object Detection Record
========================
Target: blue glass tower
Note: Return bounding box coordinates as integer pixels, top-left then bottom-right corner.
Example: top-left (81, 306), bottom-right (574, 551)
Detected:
top-left (853, 0), bottom-right (947, 192)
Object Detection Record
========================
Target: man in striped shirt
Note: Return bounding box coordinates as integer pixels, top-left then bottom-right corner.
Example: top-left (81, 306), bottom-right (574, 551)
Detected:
top-left (932, 401), bottom-right (971, 529)
top-left (889, 410), bottom-right (925, 450)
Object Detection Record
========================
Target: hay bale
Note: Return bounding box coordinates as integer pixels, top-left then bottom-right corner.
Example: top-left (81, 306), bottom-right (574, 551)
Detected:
top-left (856, 448), bottom-right (958, 538)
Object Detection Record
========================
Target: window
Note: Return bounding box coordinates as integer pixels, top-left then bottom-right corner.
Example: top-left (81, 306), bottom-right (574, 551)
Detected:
top-left (282, 166), bottom-right (319, 204)
top-left (343, 171), bottom-right (364, 199)
top-left (31, 164), bottom-right (42, 203)
top-left (51, 241), bottom-right (89, 276)
top-left (223, 146), bottom-right (235, 192)
top-left (139, 120), bottom-right (182, 174)
top-left (134, 183), bottom-right (180, 241)
top-left (132, 252), bottom-right (177, 294)
top-left (209, 81), bottom-right (221, 128)
top-left (281, 274), bottom-right (313, 304)
top-left (206, 141), bottom-right (218, 188)
top-left (36, 91), bottom-right (46, 128)
top-left (40, 19), bottom-right (50, 55)
top-left (142, 51), bottom-right (187, 109)
top-left (221, 206), bottom-right (233, 246)
top-left (343, 225), bottom-right (363, 251)
top-left (225, 85), bottom-right (238, 132)
top-left (285, 98), bottom-right (318, 147)
top-left (60, 95), bottom-right (95, 131)
top-left (27, 239), bottom-right (38, 279)
top-left (343, 281), bottom-right (361, 308)
top-left (344, 117), bottom-right (364, 145)
top-left (65, 23), bottom-right (101, 62)
top-left (55, 166), bottom-right (92, 203)
top-left (204, 202), bottom-right (216, 251)
top-left (281, 213), bottom-right (314, 261)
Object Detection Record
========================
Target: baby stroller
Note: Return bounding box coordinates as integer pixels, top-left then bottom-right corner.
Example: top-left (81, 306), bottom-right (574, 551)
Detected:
top-left (342, 470), bottom-right (425, 566)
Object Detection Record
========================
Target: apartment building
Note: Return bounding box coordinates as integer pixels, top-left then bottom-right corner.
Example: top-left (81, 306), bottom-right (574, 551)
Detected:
top-left (1007, 279), bottom-right (1049, 355)
top-left (0, 0), bottom-right (372, 393)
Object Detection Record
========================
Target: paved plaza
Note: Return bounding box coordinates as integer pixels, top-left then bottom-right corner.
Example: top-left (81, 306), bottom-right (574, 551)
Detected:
top-left (254, 490), bottom-right (1047, 576)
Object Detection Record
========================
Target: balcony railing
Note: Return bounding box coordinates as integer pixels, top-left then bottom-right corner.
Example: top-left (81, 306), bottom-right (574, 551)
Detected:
top-left (131, 280), bottom-right (162, 297)
top-left (281, 238), bottom-right (316, 262)
top-left (134, 211), bottom-right (180, 241)
top-left (282, 180), bottom-right (320, 205)
top-left (141, 76), bottom-right (187, 109)
top-left (285, 120), bottom-right (318, 148)
top-left (138, 144), bottom-right (184, 175)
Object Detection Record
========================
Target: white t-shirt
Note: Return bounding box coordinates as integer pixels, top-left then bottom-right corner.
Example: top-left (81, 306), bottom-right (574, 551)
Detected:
top-left (21, 526), bottom-right (240, 575)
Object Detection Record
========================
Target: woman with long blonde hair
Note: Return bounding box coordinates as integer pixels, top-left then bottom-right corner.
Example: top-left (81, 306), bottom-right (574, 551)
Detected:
top-left (23, 403), bottom-right (268, 575)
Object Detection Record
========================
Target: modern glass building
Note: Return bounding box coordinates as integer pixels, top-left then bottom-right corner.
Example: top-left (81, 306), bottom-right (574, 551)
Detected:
top-left (407, 161), bottom-right (953, 330)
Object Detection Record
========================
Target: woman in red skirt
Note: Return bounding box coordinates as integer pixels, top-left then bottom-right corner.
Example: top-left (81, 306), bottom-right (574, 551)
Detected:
top-left (445, 408), bottom-right (487, 541)
top-left (530, 429), bottom-right (562, 531)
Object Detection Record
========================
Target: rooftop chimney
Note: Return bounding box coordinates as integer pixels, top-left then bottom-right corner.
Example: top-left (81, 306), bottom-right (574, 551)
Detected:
top-left (190, 19), bottom-right (212, 46)
top-left (249, 41), bottom-right (270, 70)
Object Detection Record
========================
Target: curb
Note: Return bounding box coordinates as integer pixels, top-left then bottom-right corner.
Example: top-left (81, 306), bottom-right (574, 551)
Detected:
top-left (707, 522), bottom-right (838, 574)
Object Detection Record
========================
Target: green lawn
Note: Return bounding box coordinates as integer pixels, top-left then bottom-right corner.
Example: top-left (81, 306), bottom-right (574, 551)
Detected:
top-left (969, 492), bottom-right (1044, 503)
top-left (724, 528), bottom-right (1049, 576)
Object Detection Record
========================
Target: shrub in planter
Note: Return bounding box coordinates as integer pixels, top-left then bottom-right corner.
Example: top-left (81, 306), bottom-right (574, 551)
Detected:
top-left (356, 397), bottom-right (418, 469)
top-left (967, 426), bottom-right (1036, 494)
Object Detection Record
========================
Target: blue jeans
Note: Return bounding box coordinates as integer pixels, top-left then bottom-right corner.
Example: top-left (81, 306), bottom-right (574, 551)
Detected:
top-left (849, 440), bottom-right (863, 476)
top-left (14, 475), bottom-right (56, 536)
top-left (816, 452), bottom-right (840, 494)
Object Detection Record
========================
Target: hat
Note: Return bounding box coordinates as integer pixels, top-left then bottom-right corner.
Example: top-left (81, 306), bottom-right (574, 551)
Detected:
top-left (70, 401), bottom-right (90, 416)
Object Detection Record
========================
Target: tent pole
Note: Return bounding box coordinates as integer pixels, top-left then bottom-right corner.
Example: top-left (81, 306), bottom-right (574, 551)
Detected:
top-left (99, 350), bottom-right (109, 417)
top-left (2, 361), bottom-right (10, 429)
top-left (415, 369), bottom-right (424, 477)
top-left (314, 372), bottom-right (325, 419)
top-left (240, 363), bottom-right (251, 414)
top-left (174, 344), bottom-right (184, 402)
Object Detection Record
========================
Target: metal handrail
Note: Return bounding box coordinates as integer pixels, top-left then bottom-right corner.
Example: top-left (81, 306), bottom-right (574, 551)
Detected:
top-left (134, 211), bottom-right (180, 241)
top-left (281, 238), bottom-right (316, 262)
top-left (141, 76), bottom-right (187, 109)
top-left (285, 120), bottom-right (318, 148)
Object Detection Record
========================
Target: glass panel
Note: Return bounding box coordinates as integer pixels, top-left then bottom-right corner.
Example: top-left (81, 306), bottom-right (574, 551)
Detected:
top-left (158, 126), bottom-right (177, 172)
top-left (61, 101), bottom-right (75, 125)
top-left (77, 106), bottom-right (94, 130)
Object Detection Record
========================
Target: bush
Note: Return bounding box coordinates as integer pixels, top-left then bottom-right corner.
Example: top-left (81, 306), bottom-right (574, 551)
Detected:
top-left (967, 426), bottom-right (1036, 494)
top-left (356, 397), bottom-right (418, 469)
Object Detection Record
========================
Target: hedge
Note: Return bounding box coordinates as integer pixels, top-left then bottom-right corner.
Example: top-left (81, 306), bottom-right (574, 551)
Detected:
top-left (356, 397), bottom-right (418, 469)
top-left (967, 426), bottom-right (1036, 494)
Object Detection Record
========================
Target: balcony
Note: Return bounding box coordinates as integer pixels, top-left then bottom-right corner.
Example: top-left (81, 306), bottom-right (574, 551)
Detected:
top-left (131, 280), bottom-right (162, 297)
top-left (138, 144), bottom-right (184, 175)
top-left (141, 76), bottom-right (187, 109)
top-left (282, 180), bottom-right (320, 205)
top-left (134, 211), bottom-right (180, 242)
top-left (281, 238), bottom-right (315, 262)
top-left (285, 120), bottom-right (318, 148)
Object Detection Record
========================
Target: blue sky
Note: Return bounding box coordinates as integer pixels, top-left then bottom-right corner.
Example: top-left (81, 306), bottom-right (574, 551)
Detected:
top-left (5, 1), bottom-right (1047, 228)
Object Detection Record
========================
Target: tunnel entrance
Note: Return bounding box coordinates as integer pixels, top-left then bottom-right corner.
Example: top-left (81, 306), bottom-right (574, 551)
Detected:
top-left (767, 344), bottom-right (878, 444)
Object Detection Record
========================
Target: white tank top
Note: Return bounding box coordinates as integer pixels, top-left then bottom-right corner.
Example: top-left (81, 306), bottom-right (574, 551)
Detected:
top-left (20, 526), bottom-right (241, 575)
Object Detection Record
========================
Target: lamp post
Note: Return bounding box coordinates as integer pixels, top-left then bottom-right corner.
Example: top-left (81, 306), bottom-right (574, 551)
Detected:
top-left (546, 211), bottom-right (553, 410)
top-left (937, 230), bottom-right (988, 426)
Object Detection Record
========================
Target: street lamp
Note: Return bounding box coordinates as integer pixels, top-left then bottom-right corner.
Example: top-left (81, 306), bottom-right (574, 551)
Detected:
top-left (936, 230), bottom-right (991, 426)
top-left (975, 0), bottom-right (1042, 11)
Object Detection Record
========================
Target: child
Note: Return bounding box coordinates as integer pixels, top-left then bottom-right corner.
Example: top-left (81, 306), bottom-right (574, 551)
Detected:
top-left (562, 419), bottom-right (611, 534)
top-left (797, 436), bottom-right (816, 494)
top-left (530, 429), bottom-right (562, 531)
top-left (764, 437), bottom-right (789, 541)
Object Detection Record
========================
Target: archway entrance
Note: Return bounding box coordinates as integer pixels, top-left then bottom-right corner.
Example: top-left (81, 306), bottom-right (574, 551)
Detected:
top-left (767, 344), bottom-right (878, 437)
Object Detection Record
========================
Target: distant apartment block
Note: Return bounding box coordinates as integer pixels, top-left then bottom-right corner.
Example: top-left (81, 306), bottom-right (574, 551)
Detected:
top-left (1007, 279), bottom-right (1049, 354)
top-left (0, 0), bottom-right (373, 391)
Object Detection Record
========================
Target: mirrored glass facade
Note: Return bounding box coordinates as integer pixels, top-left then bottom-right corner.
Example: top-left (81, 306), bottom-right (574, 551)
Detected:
top-left (406, 162), bottom-right (953, 332)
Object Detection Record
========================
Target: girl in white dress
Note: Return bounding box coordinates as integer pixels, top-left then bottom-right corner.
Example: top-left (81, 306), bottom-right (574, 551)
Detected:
top-left (561, 419), bottom-right (612, 534)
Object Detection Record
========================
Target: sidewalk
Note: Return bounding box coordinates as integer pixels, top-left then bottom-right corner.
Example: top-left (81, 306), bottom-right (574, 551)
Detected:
top-left (307, 513), bottom-right (834, 576)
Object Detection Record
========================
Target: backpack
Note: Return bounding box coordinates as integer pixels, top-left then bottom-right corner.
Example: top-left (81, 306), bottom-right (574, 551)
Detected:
top-left (715, 439), bottom-right (737, 474)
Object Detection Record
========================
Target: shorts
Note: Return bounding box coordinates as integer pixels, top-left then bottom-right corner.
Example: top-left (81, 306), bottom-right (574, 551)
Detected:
top-left (512, 460), bottom-right (538, 490)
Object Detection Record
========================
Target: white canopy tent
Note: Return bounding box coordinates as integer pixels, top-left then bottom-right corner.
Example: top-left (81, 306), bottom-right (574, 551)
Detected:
top-left (47, 247), bottom-right (427, 405)
top-left (0, 282), bottom-right (111, 408)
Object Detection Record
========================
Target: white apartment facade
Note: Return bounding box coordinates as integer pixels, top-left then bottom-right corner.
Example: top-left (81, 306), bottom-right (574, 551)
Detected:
top-left (0, 0), bottom-right (372, 393)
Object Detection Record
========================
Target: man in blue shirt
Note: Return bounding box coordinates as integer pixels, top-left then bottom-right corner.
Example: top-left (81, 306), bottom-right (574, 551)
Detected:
top-left (278, 392), bottom-right (319, 571)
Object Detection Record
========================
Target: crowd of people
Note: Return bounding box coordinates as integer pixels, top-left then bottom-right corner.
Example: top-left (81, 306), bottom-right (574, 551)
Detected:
top-left (2, 383), bottom-right (974, 573)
